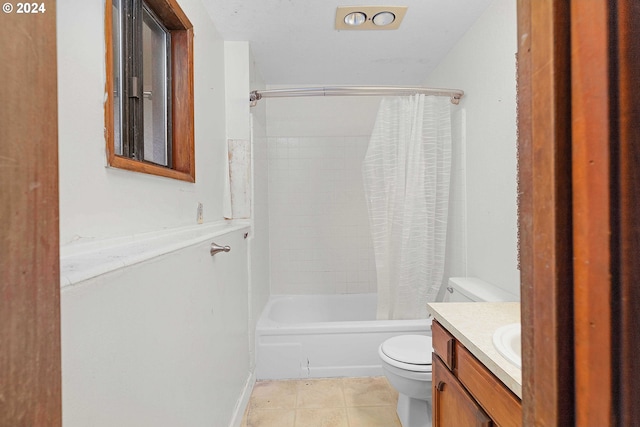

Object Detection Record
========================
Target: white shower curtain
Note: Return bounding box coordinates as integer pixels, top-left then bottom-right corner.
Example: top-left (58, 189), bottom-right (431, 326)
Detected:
top-left (363, 95), bottom-right (452, 320)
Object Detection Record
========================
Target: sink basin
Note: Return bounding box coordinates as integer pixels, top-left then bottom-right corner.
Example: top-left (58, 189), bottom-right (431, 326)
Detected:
top-left (492, 323), bottom-right (522, 369)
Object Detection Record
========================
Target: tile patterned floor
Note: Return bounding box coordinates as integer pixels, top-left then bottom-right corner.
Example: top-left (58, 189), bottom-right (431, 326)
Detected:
top-left (240, 377), bottom-right (402, 427)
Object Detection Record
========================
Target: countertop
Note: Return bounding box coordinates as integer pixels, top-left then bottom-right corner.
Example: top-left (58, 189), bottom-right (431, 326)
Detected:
top-left (426, 302), bottom-right (522, 398)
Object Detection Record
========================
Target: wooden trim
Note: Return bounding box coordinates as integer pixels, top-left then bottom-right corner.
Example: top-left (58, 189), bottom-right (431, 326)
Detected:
top-left (570, 0), bottom-right (614, 424)
top-left (171, 28), bottom-right (195, 181)
top-left (515, 3), bottom-right (533, 424)
top-left (520, 1), bottom-right (640, 424)
top-left (616, 1), bottom-right (640, 424)
top-left (109, 155), bottom-right (195, 182)
top-left (104, 0), bottom-right (195, 182)
top-left (105, 0), bottom-right (116, 168)
top-left (0, 6), bottom-right (61, 426)
top-left (149, 0), bottom-right (193, 29)
top-left (518, 1), bottom-right (574, 425)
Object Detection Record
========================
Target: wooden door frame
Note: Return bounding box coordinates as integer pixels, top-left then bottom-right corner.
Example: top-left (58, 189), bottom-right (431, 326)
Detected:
top-left (570, 1), bottom-right (614, 424)
top-left (0, 3), bottom-right (62, 426)
top-left (519, 1), bottom-right (640, 425)
top-left (616, 2), bottom-right (640, 424)
top-left (517, 1), bottom-right (574, 425)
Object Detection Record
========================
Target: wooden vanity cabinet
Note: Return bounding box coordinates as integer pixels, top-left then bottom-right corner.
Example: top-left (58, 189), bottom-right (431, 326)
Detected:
top-left (432, 320), bottom-right (522, 427)
top-left (433, 355), bottom-right (492, 427)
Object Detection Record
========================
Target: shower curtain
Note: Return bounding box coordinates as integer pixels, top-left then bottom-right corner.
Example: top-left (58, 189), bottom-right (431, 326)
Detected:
top-left (363, 94), bottom-right (452, 320)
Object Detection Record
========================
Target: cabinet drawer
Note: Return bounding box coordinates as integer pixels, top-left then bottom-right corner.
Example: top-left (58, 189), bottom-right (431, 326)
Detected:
top-left (432, 320), bottom-right (456, 370)
top-left (456, 342), bottom-right (522, 427)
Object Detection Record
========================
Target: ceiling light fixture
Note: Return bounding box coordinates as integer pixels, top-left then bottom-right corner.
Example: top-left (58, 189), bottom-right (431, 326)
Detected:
top-left (335, 6), bottom-right (407, 31)
top-left (372, 11), bottom-right (396, 26)
top-left (344, 11), bottom-right (367, 26)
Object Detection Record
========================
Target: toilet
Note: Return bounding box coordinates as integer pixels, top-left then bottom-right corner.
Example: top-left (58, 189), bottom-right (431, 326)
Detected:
top-left (378, 277), bottom-right (518, 427)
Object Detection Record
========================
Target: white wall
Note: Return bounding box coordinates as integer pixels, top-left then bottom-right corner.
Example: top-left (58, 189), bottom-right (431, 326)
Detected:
top-left (58, 2), bottom-right (258, 426)
top-left (440, 108), bottom-right (468, 298)
top-left (221, 41), bottom-right (271, 372)
top-left (265, 94), bottom-right (381, 295)
top-left (225, 42), bottom-right (251, 142)
top-left (61, 230), bottom-right (250, 427)
top-left (425, 0), bottom-right (520, 297)
top-left (58, 0), bottom-right (227, 245)
top-left (246, 44), bottom-right (271, 370)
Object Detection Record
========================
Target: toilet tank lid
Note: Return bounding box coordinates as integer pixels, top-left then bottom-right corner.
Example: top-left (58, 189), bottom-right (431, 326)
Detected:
top-left (448, 277), bottom-right (518, 302)
top-left (381, 335), bottom-right (432, 365)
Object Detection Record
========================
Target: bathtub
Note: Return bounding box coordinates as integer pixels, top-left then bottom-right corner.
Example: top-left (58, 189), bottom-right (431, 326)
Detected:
top-left (255, 293), bottom-right (431, 380)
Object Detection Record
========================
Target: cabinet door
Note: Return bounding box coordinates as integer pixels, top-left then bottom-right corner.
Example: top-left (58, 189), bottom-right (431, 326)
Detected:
top-left (433, 355), bottom-right (493, 427)
top-left (456, 343), bottom-right (522, 427)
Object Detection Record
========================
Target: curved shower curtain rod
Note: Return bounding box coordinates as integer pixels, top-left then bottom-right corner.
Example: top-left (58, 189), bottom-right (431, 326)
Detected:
top-left (249, 86), bottom-right (464, 107)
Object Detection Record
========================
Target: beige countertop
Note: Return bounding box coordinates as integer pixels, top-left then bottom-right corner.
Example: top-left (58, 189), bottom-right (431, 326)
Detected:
top-left (426, 302), bottom-right (522, 398)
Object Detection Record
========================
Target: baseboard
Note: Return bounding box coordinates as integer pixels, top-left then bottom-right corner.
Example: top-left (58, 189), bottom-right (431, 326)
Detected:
top-left (228, 371), bottom-right (256, 427)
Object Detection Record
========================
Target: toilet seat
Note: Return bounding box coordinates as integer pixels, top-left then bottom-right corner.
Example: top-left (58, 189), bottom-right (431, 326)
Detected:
top-left (379, 335), bottom-right (432, 373)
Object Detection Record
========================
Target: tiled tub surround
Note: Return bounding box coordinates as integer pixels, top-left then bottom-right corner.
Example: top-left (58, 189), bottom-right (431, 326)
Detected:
top-left (268, 136), bottom-right (376, 295)
top-left (266, 121), bottom-right (470, 299)
top-left (426, 302), bottom-right (522, 397)
top-left (241, 377), bottom-right (402, 427)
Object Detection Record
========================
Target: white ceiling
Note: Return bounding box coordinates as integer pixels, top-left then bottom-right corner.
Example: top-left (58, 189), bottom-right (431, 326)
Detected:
top-left (201, 0), bottom-right (493, 86)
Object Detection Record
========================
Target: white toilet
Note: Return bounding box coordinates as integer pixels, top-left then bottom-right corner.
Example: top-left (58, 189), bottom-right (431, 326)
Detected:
top-left (378, 277), bottom-right (518, 427)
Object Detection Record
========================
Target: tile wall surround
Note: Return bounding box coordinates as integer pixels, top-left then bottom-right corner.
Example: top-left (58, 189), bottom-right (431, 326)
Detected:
top-left (268, 136), bottom-right (376, 295)
top-left (264, 93), bottom-right (468, 298)
top-left (266, 115), bottom-right (468, 297)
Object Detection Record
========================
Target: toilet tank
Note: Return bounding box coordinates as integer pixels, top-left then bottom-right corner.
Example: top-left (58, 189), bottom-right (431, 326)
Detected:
top-left (443, 277), bottom-right (518, 302)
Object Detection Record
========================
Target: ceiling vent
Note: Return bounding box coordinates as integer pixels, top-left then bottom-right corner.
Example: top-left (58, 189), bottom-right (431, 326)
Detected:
top-left (335, 6), bottom-right (408, 30)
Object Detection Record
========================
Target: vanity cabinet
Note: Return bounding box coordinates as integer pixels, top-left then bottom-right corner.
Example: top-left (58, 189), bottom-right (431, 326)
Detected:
top-left (432, 320), bottom-right (522, 427)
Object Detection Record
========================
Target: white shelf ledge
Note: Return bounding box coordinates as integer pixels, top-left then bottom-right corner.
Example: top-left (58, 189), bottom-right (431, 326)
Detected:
top-left (60, 220), bottom-right (251, 288)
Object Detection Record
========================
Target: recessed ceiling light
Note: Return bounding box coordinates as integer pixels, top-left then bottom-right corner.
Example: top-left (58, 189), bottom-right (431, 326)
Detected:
top-left (372, 11), bottom-right (395, 26)
top-left (344, 11), bottom-right (367, 26)
top-left (335, 6), bottom-right (407, 31)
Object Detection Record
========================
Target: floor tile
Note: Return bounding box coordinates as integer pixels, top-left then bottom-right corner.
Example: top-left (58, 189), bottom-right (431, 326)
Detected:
top-left (296, 378), bottom-right (345, 409)
top-left (342, 377), bottom-right (396, 407)
top-left (245, 408), bottom-right (295, 427)
top-left (243, 377), bottom-right (403, 427)
top-left (240, 407), bottom-right (248, 427)
top-left (249, 380), bottom-right (298, 410)
top-left (382, 377), bottom-right (400, 400)
top-left (347, 406), bottom-right (402, 427)
top-left (294, 408), bottom-right (349, 427)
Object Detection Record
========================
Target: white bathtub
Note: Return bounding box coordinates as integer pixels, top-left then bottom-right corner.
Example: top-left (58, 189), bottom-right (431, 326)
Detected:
top-left (255, 294), bottom-right (431, 379)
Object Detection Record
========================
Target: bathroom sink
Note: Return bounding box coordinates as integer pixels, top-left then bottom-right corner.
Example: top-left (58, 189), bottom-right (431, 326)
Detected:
top-left (492, 323), bottom-right (522, 369)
